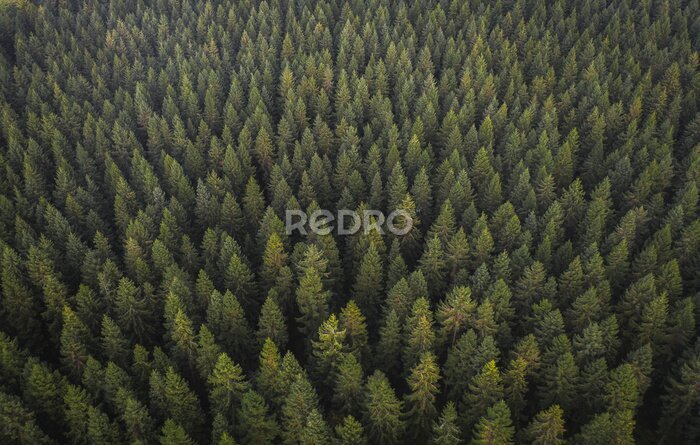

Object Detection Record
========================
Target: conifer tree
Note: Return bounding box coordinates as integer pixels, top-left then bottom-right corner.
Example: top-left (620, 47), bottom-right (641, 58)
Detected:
top-left (151, 367), bottom-right (205, 440)
top-left (115, 277), bottom-right (151, 343)
top-left (159, 419), bottom-right (195, 445)
top-left (430, 402), bottom-right (462, 445)
top-left (60, 305), bottom-right (90, 378)
top-left (281, 373), bottom-right (320, 445)
top-left (538, 351), bottom-right (579, 413)
top-left (101, 314), bottom-right (130, 368)
top-left (208, 353), bottom-right (250, 420)
top-left (524, 405), bottom-right (566, 445)
top-left (503, 357), bottom-right (529, 423)
top-left (470, 400), bottom-right (515, 445)
top-left (335, 415), bottom-right (367, 445)
top-left (443, 330), bottom-right (479, 400)
top-left (1, 246), bottom-right (40, 342)
top-left (339, 300), bottom-right (369, 364)
top-left (0, 391), bottom-right (52, 444)
top-left (260, 233), bottom-right (294, 310)
top-left (196, 325), bottom-right (221, 381)
top-left (404, 298), bottom-right (436, 371)
top-left (257, 338), bottom-right (284, 408)
top-left (353, 242), bottom-right (384, 327)
top-left (236, 390), bottom-right (279, 445)
top-left (63, 384), bottom-right (91, 444)
top-left (257, 295), bottom-right (288, 350)
top-left (223, 252), bottom-right (255, 311)
top-left (299, 409), bottom-right (333, 445)
top-left (121, 392), bottom-right (155, 443)
top-left (419, 235), bottom-right (448, 299)
top-left (364, 371), bottom-right (405, 445)
top-left (296, 265), bottom-right (331, 341)
top-left (437, 286), bottom-right (477, 346)
top-left (658, 352), bottom-right (700, 442)
top-left (405, 352), bottom-right (441, 439)
top-left (462, 360), bottom-right (505, 428)
top-left (377, 309), bottom-right (403, 377)
top-left (311, 313), bottom-right (346, 387)
top-left (207, 290), bottom-right (253, 361)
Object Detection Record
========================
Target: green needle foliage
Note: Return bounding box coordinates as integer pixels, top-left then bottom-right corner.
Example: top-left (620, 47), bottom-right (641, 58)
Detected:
top-left (0, 0), bottom-right (698, 443)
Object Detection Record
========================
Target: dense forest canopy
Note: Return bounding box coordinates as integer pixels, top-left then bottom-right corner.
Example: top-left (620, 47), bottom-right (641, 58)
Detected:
top-left (0, 0), bottom-right (699, 444)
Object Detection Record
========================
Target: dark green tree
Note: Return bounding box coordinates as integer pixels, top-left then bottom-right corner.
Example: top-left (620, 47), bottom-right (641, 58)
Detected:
top-left (364, 371), bottom-right (405, 445)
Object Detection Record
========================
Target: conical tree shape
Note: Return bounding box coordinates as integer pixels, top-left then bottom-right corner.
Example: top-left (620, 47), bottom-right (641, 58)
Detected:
top-left (524, 405), bottom-right (566, 445)
top-left (363, 371), bottom-right (405, 445)
top-left (470, 400), bottom-right (514, 445)
top-left (404, 352), bottom-right (441, 439)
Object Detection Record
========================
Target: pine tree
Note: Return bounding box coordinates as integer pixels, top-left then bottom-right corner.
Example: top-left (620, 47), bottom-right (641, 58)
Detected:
top-left (503, 357), bottom-right (529, 423)
top-left (364, 371), bottom-right (405, 445)
top-left (514, 262), bottom-right (547, 315)
top-left (658, 352), bottom-right (700, 442)
top-left (281, 373), bottom-right (320, 445)
top-left (446, 228), bottom-right (470, 285)
top-left (472, 224), bottom-right (494, 266)
top-left (196, 325), bottom-right (222, 381)
top-left (257, 338), bottom-right (284, 407)
top-left (23, 361), bottom-right (64, 428)
top-left (208, 353), bottom-right (250, 419)
top-left (236, 390), bottom-right (279, 445)
top-left (311, 313), bottom-right (346, 387)
top-left (403, 298), bottom-right (436, 371)
top-left (299, 409), bottom-right (333, 445)
top-left (376, 309), bottom-right (403, 377)
top-left (606, 364), bottom-right (639, 413)
top-left (339, 300), bottom-right (369, 364)
top-left (524, 405), bottom-right (566, 445)
top-left (0, 391), bottom-right (52, 444)
top-left (333, 353), bottom-right (364, 418)
top-left (60, 305), bottom-right (90, 378)
top-left (86, 405), bottom-right (121, 444)
top-left (260, 233), bottom-right (294, 310)
top-left (243, 176), bottom-right (265, 233)
top-left (115, 277), bottom-right (151, 343)
top-left (419, 235), bottom-right (447, 299)
top-left (387, 240), bottom-right (409, 291)
top-left (573, 410), bottom-right (634, 445)
top-left (152, 367), bottom-right (205, 440)
top-left (1, 246), bottom-right (40, 342)
top-left (430, 402), bottom-right (462, 445)
top-left (353, 242), bottom-right (384, 327)
top-left (223, 252), bottom-right (255, 311)
top-left (462, 360), bottom-right (505, 427)
top-left (121, 393), bottom-right (155, 443)
top-left (159, 419), bottom-right (195, 445)
top-left (427, 201), bottom-right (457, 247)
top-left (170, 309), bottom-right (198, 370)
top-left (412, 167), bottom-right (434, 221)
top-left (296, 265), bottom-right (331, 340)
top-left (538, 351), bottom-right (579, 412)
top-left (443, 330), bottom-right (479, 400)
top-left (470, 400), bottom-right (515, 445)
top-left (257, 295), bottom-right (288, 350)
top-left (405, 352), bottom-right (441, 439)
top-left (63, 384), bottom-right (91, 444)
top-left (437, 286), bottom-right (476, 346)
top-left (385, 278), bottom-right (414, 322)
top-left (207, 290), bottom-right (253, 361)
top-left (335, 415), bottom-right (367, 445)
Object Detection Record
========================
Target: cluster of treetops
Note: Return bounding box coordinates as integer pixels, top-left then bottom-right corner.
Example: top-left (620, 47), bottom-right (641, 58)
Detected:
top-left (0, 0), bottom-right (698, 444)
